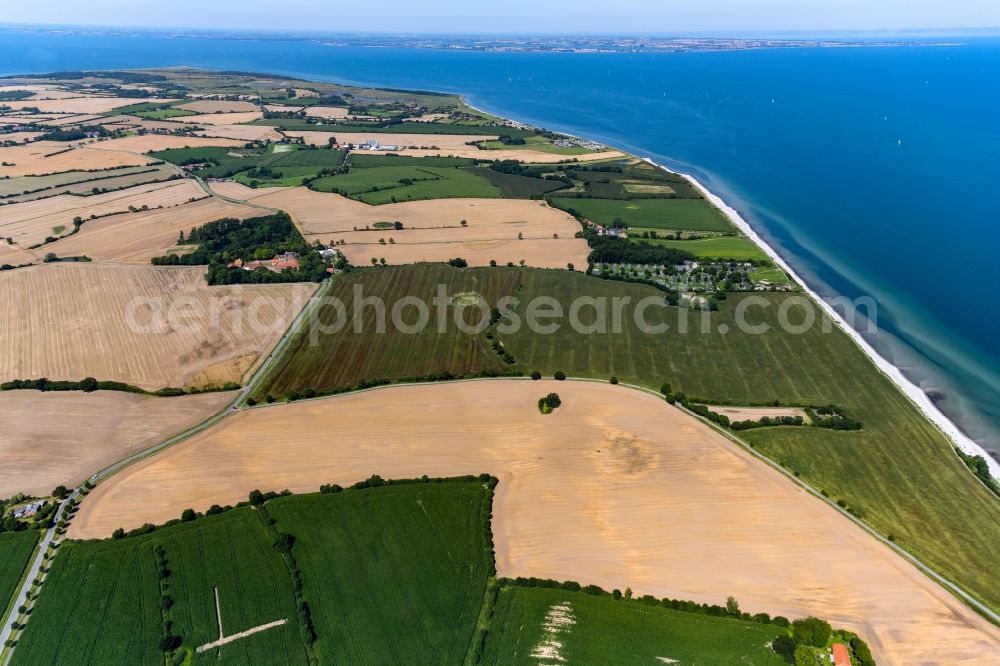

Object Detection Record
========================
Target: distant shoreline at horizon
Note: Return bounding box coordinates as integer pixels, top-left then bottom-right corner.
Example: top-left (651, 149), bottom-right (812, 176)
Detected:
top-left (2, 34), bottom-right (997, 468)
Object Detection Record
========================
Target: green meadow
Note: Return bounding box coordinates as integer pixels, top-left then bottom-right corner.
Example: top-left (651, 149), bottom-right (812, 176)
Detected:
top-left (309, 165), bottom-right (500, 203)
top-left (480, 586), bottom-right (787, 665)
top-left (550, 197), bottom-right (733, 232)
top-left (638, 235), bottom-right (770, 261)
top-left (12, 481), bottom-right (492, 666)
top-left (266, 483), bottom-right (492, 664)
top-left (148, 145), bottom-right (346, 185)
top-left (0, 531), bottom-right (38, 618)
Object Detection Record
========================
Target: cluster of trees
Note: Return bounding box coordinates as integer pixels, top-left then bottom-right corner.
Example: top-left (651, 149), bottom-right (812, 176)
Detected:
top-left (268, 526), bottom-right (317, 646)
top-left (488, 159), bottom-right (571, 185)
top-left (152, 213), bottom-right (329, 285)
top-left (42, 253), bottom-right (90, 263)
top-left (497, 134), bottom-right (526, 145)
top-left (245, 166), bottom-right (280, 181)
top-left (538, 392), bottom-right (562, 414)
top-left (955, 448), bottom-right (1000, 497)
top-left (731, 415), bottom-right (806, 431)
top-left (1, 377), bottom-right (238, 397)
top-left (38, 125), bottom-right (111, 142)
top-left (502, 576), bottom-right (792, 626)
top-left (771, 617), bottom-right (873, 666)
top-left (0, 90), bottom-right (35, 101)
top-left (321, 473), bottom-right (496, 496)
top-left (585, 233), bottom-right (695, 266)
top-left (153, 544), bottom-right (184, 653)
top-left (806, 405), bottom-right (863, 431)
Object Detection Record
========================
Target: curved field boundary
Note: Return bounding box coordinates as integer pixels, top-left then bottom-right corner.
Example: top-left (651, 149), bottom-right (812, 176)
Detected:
top-left (69, 378), bottom-right (1000, 665)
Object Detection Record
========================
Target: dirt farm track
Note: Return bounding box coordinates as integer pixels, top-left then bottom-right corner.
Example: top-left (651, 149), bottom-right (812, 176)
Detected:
top-left (71, 380), bottom-right (1000, 665)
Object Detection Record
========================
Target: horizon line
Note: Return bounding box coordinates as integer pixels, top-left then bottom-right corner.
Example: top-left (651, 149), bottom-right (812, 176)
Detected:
top-left (2, 22), bottom-right (1000, 40)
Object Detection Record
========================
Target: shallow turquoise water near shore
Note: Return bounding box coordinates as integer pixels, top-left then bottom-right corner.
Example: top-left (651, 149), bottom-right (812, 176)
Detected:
top-left (1, 29), bottom-right (998, 458)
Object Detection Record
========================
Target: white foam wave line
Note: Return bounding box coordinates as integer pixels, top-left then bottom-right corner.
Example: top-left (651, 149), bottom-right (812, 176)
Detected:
top-left (638, 156), bottom-right (999, 479)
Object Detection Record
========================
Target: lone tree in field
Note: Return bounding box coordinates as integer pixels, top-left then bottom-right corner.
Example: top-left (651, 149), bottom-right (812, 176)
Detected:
top-left (249, 489), bottom-right (265, 506)
top-left (538, 392), bottom-right (562, 414)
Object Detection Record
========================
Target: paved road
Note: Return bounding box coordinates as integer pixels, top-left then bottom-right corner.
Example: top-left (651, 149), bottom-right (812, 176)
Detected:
top-left (0, 497), bottom-right (71, 661)
top-left (0, 276), bottom-right (332, 665)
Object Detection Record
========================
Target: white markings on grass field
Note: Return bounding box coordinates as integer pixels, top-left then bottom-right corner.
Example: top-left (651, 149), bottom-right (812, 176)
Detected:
top-left (195, 587), bottom-right (287, 654)
top-left (530, 602), bottom-right (576, 664)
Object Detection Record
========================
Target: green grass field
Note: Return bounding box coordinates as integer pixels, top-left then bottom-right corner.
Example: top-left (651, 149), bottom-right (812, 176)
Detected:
top-left (148, 146), bottom-right (232, 164)
top-left (0, 531), bottom-right (38, 618)
top-left (750, 267), bottom-right (792, 284)
top-left (266, 483), bottom-right (491, 664)
top-left (550, 197), bottom-right (733, 232)
top-left (309, 165), bottom-right (500, 204)
top-left (12, 509), bottom-right (305, 666)
top-left (11, 532), bottom-right (165, 665)
top-left (637, 235), bottom-right (769, 261)
top-left (135, 108), bottom-right (197, 120)
top-left (476, 134), bottom-right (591, 155)
top-left (480, 587), bottom-right (786, 665)
top-left (253, 264), bottom-right (1000, 613)
top-left (148, 145), bottom-right (345, 185)
top-left (349, 154), bottom-right (477, 168)
top-left (151, 510), bottom-right (308, 665)
top-left (471, 167), bottom-right (569, 198)
top-left (13, 481), bottom-right (492, 666)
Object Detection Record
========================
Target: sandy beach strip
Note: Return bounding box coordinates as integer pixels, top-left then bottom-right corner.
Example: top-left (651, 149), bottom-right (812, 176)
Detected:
top-left (652, 159), bottom-right (1000, 479)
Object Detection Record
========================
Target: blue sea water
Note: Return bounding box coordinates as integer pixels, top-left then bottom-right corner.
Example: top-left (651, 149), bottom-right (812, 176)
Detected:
top-left (1, 29), bottom-right (998, 459)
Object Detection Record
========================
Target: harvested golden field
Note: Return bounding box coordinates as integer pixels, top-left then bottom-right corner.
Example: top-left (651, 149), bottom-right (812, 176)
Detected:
top-left (0, 143), bottom-right (154, 177)
top-left (0, 241), bottom-right (35, 266)
top-left (37, 197), bottom-right (263, 263)
top-left (286, 130), bottom-right (497, 150)
top-left (0, 131), bottom-right (45, 144)
top-left (0, 165), bottom-right (179, 204)
top-left (176, 100), bottom-right (260, 113)
top-left (249, 187), bottom-right (579, 235)
top-left (36, 113), bottom-right (105, 127)
top-left (247, 187), bottom-right (589, 268)
top-left (16, 89), bottom-right (86, 100)
top-left (0, 179), bottom-right (206, 247)
top-left (173, 111), bottom-right (264, 126)
top-left (3, 96), bottom-right (175, 114)
top-left (366, 147), bottom-right (626, 163)
top-left (303, 105), bottom-right (349, 120)
top-left (0, 390), bottom-right (234, 497)
top-left (0, 263), bottom-right (315, 389)
top-left (82, 134), bottom-right (245, 153)
top-left (193, 124), bottom-right (282, 142)
top-left (404, 112), bottom-right (452, 122)
top-left (71, 380), bottom-right (1000, 665)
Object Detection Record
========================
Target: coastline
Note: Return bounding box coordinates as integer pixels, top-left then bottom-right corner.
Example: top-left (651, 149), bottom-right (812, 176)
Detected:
top-left (462, 95), bottom-right (1000, 475)
top-left (648, 159), bottom-right (1000, 479)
